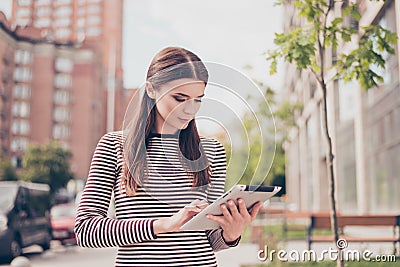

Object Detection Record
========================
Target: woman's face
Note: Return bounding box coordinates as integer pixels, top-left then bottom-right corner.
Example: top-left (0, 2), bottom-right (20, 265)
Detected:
top-left (149, 78), bottom-right (205, 134)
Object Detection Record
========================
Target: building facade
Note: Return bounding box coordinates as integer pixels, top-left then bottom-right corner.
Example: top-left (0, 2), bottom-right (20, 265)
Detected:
top-left (11, 0), bottom-right (125, 133)
top-left (0, 0), bottom-right (130, 182)
top-left (283, 0), bottom-right (400, 214)
top-left (0, 14), bottom-right (106, 180)
top-left (12, 0), bottom-right (106, 43)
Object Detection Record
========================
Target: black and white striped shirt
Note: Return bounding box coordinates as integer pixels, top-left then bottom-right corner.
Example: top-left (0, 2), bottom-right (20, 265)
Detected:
top-left (75, 131), bottom-right (239, 267)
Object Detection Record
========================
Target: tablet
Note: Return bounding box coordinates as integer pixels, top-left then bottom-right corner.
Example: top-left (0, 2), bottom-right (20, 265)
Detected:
top-left (180, 184), bottom-right (281, 231)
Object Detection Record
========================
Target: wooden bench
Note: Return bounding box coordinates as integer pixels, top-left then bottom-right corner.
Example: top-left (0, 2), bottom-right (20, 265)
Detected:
top-left (307, 213), bottom-right (400, 255)
top-left (250, 209), bottom-right (310, 247)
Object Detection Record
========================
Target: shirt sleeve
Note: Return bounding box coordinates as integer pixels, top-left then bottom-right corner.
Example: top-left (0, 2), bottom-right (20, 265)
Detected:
top-left (204, 138), bottom-right (241, 252)
top-left (74, 132), bottom-right (157, 248)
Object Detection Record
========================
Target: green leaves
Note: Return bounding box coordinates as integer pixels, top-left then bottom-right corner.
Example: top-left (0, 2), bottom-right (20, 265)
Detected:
top-left (336, 25), bottom-right (398, 89)
top-left (22, 141), bottom-right (74, 194)
top-left (295, 0), bottom-right (327, 21)
top-left (267, 1), bottom-right (397, 90)
top-left (343, 4), bottom-right (361, 22)
top-left (268, 28), bottom-right (316, 74)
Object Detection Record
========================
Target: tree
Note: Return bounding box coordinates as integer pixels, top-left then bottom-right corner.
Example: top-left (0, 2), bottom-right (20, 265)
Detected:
top-left (225, 82), bottom-right (302, 197)
top-left (22, 140), bottom-right (74, 195)
top-left (267, 1), bottom-right (397, 266)
top-left (0, 155), bottom-right (18, 181)
top-left (224, 87), bottom-right (276, 190)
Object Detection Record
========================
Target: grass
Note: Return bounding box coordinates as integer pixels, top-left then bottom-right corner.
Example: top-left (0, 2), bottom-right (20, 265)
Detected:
top-left (242, 223), bottom-right (331, 243)
top-left (241, 257), bottom-right (400, 266)
top-left (241, 223), bottom-right (399, 266)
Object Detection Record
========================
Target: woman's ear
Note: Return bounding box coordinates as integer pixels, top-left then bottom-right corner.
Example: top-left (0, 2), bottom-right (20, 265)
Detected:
top-left (145, 82), bottom-right (156, 99)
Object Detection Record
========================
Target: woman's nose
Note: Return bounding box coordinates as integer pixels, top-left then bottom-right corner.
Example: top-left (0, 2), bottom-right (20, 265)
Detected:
top-left (183, 99), bottom-right (199, 114)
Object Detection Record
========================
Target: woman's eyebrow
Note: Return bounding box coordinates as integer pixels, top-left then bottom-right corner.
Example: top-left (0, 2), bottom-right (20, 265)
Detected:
top-left (174, 93), bottom-right (205, 98)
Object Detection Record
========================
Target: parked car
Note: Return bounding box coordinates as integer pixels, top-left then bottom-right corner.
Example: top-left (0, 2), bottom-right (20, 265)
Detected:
top-left (0, 181), bottom-right (52, 261)
top-left (50, 203), bottom-right (76, 245)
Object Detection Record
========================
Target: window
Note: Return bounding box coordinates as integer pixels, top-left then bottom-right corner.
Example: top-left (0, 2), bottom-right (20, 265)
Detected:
top-left (86, 27), bottom-right (101, 36)
top-left (54, 91), bottom-right (70, 105)
top-left (78, 8), bottom-right (85, 16)
top-left (11, 137), bottom-right (28, 152)
top-left (16, 8), bottom-right (31, 17)
top-left (12, 102), bottom-right (30, 117)
top-left (35, 0), bottom-right (51, 5)
top-left (54, 6), bottom-right (72, 16)
top-left (15, 50), bottom-right (32, 65)
top-left (53, 107), bottom-right (71, 122)
top-left (369, 2), bottom-right (398, 96)
top-left (14, 68), bottom-right (32, 82)
top-left (53, 124), bottom-right (70, 139)
top-left (87, 15), bottom-right (101, 25)
top-left (55, 28), bottom-right (72, 39)
top-left (18, 0), bottom-right (32, 6)
top-left (77, 18), bottom-right (85, 27)
top-left (55, 0), bottom-right (72, 5)
top-left (338, 79), bottom-right (356, 122)
top-left (87, 5), bottom-right (101, 13)
top-left (16, 18), bottom-right (30, 26)
top-left (14, 84), bottom-right (31, 99)
top-left (54, 18), bottom-right (71, 27)
top-left (34, 18), bottom-right (51, 28)
top-left (59, 141), bottom-right (69, 150)
top-left (36, 7), bottom-right (51, 16)
top-left (55, 58), bottom-right (73, 73)
top-left (11, 156), bottom-right (23, 168)
top-left (11, 119), bottom-right (30, 135)
top-left (54, 73), bottom-right (72, 88)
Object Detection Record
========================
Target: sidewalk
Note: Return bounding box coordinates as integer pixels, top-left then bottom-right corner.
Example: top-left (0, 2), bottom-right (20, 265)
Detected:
top-left (216, 243), bottom-right (261, 267)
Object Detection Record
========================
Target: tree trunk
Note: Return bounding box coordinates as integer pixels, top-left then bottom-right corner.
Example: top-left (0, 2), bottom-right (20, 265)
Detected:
top-left (320, 82), bottom-right (343, 267)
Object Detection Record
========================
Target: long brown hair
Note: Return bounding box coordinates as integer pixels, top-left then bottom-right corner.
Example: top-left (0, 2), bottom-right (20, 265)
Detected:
top-left (122, 47), bottom-right (211, 196)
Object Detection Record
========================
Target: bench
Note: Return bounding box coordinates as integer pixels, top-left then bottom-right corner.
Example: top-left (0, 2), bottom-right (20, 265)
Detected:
top-left (307, 213), bottom-right (400, 255)
top-left (250, 209), bottom-right (310, 247)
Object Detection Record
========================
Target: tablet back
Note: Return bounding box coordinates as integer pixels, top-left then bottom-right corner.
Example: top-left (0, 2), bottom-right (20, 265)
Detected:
top-left (180, 184), bottom-right (281, 231)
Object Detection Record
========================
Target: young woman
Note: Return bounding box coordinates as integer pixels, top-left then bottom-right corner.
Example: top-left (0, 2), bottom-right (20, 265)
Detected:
top-left (75, 47), bottom-right (262, 267)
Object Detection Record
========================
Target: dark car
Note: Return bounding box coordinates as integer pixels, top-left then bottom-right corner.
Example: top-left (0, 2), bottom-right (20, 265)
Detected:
top-left (50, 203), bottom-right (76, 245)
top-left (0, 181), bottom-right (52, 261)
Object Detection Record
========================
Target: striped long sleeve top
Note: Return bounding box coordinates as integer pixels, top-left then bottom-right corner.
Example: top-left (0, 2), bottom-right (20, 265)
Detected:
top-left (74, 131), bottom-right (240, 267)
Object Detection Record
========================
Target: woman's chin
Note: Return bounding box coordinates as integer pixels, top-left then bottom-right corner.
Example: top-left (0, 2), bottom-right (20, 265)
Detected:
top-left (180, 124), bottom-right (189, 130)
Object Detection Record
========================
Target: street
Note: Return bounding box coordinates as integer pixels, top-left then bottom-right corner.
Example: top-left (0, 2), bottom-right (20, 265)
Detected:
top-left (0, 242), bottom-right (117, 267)
top-left (0, 242), bottom-right (261, 267)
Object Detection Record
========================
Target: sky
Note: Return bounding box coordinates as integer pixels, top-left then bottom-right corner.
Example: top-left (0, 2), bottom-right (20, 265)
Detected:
top-left (123, 0), bottom-right (283, 89)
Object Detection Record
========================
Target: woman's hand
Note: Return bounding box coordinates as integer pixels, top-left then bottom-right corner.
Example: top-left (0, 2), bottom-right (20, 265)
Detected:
top-left (206, 198), bottom-right (262, 242)
top-left (153, 199), bottom-right (208, 234)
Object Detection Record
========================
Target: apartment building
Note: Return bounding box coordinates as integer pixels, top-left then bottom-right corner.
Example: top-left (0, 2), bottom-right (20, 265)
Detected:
top-left (11, 0), bottom-right (125, 132)
top-left (0, 0), bottom-right (130, 181)
top-left (0, 14), bottom-right (107, 180)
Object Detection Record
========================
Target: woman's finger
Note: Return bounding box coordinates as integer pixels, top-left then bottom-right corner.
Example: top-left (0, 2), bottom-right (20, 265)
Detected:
top-left (237, 198), bottom-right (248, 215)
top-left (227, 199), bottom-right (240, 217)
top-left (220, 203), bottom-right (233, 221)
top-left (206, 214), bottom-right (225, 226)
top-left (250, 201), bottom-right (262, 220)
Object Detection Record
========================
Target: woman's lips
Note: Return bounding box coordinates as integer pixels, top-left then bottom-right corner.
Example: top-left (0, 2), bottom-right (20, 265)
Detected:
top-left (178, 118), bottom-right (191, 123)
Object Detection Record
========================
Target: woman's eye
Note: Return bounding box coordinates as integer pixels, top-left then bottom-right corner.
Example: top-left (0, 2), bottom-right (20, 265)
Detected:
top-left (173, 97), bottom-right (186, 102)
top-left (173, 96), bottom-right (203, 103)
